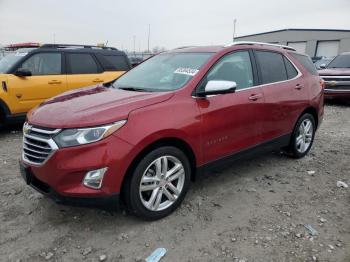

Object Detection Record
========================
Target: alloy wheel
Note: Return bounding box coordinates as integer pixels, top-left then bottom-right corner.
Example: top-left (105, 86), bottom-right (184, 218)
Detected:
top-left (296, 119), bottom-right (313, 153)
top-left (139, 155), bottom-right (185, 211)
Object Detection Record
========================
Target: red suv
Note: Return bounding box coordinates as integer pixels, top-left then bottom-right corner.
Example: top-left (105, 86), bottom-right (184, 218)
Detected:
top-left (20, 42), bottom-right (324, 220)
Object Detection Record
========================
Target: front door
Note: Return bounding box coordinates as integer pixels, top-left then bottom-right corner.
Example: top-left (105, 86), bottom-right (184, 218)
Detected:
top-left (196, 50), bottom-right (265, 163)
top-left (7, 52), bottom-right (67, 114)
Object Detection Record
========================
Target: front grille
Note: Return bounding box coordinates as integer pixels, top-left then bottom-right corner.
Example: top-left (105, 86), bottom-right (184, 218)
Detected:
top-left (321, 76), bottom-right (350, 82)
top-left (22, 123), bottom-right (61, 165)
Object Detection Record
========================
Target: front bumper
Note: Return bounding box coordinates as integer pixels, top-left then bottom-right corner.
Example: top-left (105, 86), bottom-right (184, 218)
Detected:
top-left (21, 132), bottom-right (135, 207)
top-left (20, 161), bottom-right (120, 210)
top-left (322, 77), bottom-right (350, 99)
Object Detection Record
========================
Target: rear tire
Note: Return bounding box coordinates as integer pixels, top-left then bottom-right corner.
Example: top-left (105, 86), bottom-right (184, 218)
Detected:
top-left (124, 146), bottom-right (191, 220)
top-left (0, 110), bottom-right (5, 129)
top-left (287, 113), bottom-right (316, 158)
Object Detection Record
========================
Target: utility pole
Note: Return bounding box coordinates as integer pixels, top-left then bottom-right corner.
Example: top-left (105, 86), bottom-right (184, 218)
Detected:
top-left (133, 35), bottom-right (136, 56)
top-left (53, 33), bottom-right (56, 44)
top-left (233, 19), bottom-right (237, 42)
top-left (147, 24), bottom-right (151, 53)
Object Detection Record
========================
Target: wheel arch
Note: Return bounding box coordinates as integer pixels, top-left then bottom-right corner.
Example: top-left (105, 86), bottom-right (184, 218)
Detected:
top-left (0, 98), bottom-right (10, 123)
top-left (299, 106), bottom-right (318, 129)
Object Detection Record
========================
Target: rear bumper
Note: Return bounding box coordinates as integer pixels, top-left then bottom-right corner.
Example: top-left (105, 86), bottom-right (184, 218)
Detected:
top-left (20, 161), bottom-right (120, 210)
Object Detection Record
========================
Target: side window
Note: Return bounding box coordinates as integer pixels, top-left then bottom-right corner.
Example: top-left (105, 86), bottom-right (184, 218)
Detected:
top-left (204, 51), bottom-right (254, 91)
top-left (291, 53), bottom-right (318, 76)
top-left (255, 51), bottom-right (288, 84)
top-left (67, 53), bottom-right (99, 74)
top-left (97, 54), bottom-right (130, 71)
top-left (21, 53), bottom-right (61, 75)
top-left (283, 56), bottom-right (298, 79)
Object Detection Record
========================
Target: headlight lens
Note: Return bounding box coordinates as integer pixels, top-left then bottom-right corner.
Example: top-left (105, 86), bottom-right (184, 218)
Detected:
top-left (53, 120), bottom-right (127, 148)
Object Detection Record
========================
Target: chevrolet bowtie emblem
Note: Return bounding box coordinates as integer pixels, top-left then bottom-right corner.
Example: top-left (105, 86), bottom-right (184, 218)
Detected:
top-left (330, 81), bottom-right (337, 87)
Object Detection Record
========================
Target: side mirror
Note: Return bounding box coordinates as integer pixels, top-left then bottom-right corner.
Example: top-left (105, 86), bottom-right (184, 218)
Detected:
top-left (15, 68), bottom-right (32, 77)
top-left (319, 64), bottom-right (326, 69)
top-left (198, 80), bottom-right (237, 97)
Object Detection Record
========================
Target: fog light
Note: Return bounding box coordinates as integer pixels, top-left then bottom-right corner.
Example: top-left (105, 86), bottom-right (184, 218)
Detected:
top-left (83, 167), bottom-right (108, 189)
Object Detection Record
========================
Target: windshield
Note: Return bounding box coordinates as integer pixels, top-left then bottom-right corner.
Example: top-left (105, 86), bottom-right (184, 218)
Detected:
top-left (113, 52), bottom-right (213, 92)
top-left (0, 51), bottom-right (28, 73)
top-left (327, 54), bottom-right (350, 68)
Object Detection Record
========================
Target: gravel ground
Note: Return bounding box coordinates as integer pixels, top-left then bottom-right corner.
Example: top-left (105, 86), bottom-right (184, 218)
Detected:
top-left (0, 103), bottom-right (349, 262)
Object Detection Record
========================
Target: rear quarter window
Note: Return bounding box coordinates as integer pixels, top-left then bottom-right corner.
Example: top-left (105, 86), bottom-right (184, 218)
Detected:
top-left (255, 51), bottom-right (288, 84)
top-left (283, 56), bottom-right (298, 79)
top-left (97, 54), bottom-right (130, 71)
top-left (290, 53), bottom-right (318, 76)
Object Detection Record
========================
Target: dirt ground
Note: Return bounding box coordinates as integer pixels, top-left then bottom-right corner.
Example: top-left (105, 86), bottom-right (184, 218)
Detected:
top-left (0, 102), bottom-right (349, 262)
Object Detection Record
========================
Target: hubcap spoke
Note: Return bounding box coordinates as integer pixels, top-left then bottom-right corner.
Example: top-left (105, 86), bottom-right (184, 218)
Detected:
top-left (153, 188), bottom-right (163, 210)
top-left (140, 183), bottom-right (158, 192)
top-left (161, 157), bottom-right (168, 177)
top-left (146, 187), bottom-right (160, 209)
top-left (166, 163), bottom-right (182, 178)
top-left (163, 187), bottom-right (176, 201)
top-left (296, 135), bottom-right (303, 146)
top-left (167, 182), bottom-right (180, 196)
top-left (155, 158), bottom-right (163, 178)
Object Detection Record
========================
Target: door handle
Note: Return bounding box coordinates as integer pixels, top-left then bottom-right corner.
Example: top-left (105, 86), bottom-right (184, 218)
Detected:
top-left (48, 80), bottom-right (62, 84)
top-left (93, 78), bottom-right (104, 83)
top-left (295, 84), bottom-right (304, 90)
top-left (248, 94), bottom-right (262, 101)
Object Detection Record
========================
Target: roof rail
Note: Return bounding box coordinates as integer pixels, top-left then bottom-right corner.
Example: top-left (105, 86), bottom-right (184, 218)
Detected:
top-left (173, 46), bottom-right (197, 50)
top-left (224, 41), bottom-right (296, 51)
top-left (40, 44), bottom-right (118, 50)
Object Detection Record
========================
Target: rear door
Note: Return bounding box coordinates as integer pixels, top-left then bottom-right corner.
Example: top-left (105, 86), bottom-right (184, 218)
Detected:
top-left (95, 53), bottom-right (130, 82)
top-left (254, 50), bottom-right (307, 142)
top-left (7, 52), bottom-right (67, 114)
top-left (66, 52), bottom-right (105, 90)
top-left (196, 50), bottom-right (265, 163)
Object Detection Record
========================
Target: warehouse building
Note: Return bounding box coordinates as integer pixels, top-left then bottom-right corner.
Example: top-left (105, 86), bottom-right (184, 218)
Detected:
top-left (235, 28), bottom-right (350, 58)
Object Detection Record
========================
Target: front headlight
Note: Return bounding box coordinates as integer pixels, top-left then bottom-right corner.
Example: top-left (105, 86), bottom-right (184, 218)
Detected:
top-left (53, 120), bottom-right (127, 148)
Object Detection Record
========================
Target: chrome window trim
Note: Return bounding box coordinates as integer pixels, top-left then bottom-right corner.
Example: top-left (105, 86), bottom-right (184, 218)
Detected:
top-left (192, 52), bottom-right (302, 98)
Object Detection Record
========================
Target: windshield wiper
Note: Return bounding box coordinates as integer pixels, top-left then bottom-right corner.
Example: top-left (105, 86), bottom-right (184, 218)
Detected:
top-left (117, 86), bottom-right (148, 92)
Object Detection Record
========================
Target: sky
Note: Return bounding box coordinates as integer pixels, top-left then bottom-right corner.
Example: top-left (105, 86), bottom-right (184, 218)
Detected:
top-left (0, 0), bottom-right (350, 52)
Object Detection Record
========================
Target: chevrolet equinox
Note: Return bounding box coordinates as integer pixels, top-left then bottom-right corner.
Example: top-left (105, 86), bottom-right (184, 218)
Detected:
top-left (20, 42), bottom-right (324, 220)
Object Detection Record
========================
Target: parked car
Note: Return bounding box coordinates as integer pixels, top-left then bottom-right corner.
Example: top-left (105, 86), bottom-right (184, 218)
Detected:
top-left (314, 57), bottom-right (333, 70)
top-left (20, 42), bottom-right (324, 220)
top-left (0, 44), bottom-right (131, 126)
top-left (128, 56), bottom-right (144, 67)
top-left (318, 52), bottom-right (350, 99)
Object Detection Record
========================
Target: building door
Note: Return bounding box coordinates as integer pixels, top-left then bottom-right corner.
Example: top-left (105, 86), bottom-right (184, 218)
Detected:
top-left (287, 42), bottom-right (307, 54)
top-left (316, 41), bottom-right (339, 58)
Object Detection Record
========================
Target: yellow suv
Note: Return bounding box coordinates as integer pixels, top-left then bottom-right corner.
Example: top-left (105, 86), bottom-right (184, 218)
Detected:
top-left (0, 44), bottom-right (131, 126)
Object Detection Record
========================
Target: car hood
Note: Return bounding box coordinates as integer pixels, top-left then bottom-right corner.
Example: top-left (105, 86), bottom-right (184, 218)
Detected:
top-left (27, 85), bottom-right (174, 128)
top-left (318, 68), bottom-right (350, 76)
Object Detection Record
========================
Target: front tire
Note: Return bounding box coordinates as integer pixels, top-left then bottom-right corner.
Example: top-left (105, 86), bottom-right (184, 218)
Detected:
top-left (288, 113), bottom-right (316, 158)
top-left (124, 146), bottom-right (191, 220)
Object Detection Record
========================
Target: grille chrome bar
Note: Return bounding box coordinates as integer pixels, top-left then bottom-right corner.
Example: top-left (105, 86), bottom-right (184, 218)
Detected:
top-left (22, 123), bottom-right (59, 166)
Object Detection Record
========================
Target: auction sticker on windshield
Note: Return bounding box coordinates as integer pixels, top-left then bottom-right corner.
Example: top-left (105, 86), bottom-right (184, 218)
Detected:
top-left (174, 67), bottom-right (199, 76)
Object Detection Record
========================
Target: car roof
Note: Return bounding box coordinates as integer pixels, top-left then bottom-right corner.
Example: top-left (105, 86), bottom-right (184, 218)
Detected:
top-left (27, 44), bottom-right (127, 56)
top-left (168, 42), bottom-right (298, 54)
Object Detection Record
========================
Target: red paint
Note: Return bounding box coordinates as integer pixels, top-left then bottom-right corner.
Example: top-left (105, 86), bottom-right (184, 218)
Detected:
top-left (25, 44), bottom-right (324, 198)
